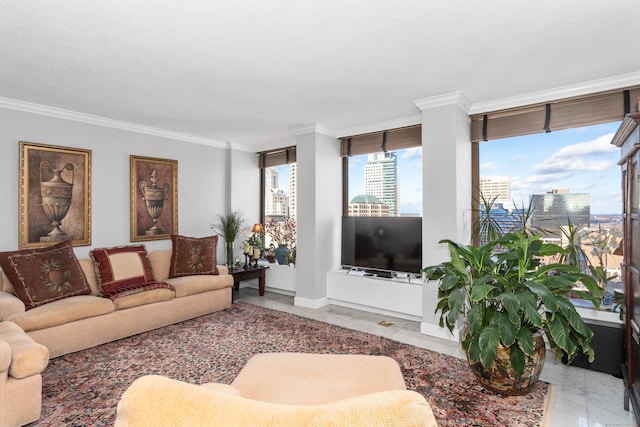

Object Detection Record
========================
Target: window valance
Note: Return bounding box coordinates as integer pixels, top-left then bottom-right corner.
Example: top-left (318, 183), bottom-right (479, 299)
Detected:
top-left (339, 125), bottom-right (421, 157)
top-left (470, 86), bottom-right (640, 142)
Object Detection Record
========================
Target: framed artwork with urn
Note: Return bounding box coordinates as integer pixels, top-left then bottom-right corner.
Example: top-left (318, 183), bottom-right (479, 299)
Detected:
top-left (19, 141), bottom-right (92, 249)
top-left (130, 155), bottom-right (178, 242)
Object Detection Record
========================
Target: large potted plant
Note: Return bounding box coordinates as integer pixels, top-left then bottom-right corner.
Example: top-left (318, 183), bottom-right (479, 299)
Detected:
top-left (422, 231), bottom-right (604, 395)
top-left (211, 211), bottom-right (245, 267)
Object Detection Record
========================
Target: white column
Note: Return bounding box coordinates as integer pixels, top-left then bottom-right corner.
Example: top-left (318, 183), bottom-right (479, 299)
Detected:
top-left (293, 124), bottom-right (341, 308)
top-left (415, 92), bottom-right (472, 340)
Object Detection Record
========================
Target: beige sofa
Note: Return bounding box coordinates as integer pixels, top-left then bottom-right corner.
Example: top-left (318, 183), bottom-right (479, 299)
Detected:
top-left (0, 249), bottom-right (233, 358)
top-left (115, 353), bottom-right (438, 426)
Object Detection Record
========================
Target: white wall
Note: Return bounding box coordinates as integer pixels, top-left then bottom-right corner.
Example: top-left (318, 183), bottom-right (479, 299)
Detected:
top-left (418, 94), bottom-right (472, 341)
top-left (0, 107), bottom-right (229, 260)
top-left (294, 127), bottom-right (342, 308)
top-left (228, 148), bottom-right (261, 262)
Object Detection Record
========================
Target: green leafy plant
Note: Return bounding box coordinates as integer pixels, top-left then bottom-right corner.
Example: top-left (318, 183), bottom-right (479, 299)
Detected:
top-left (422, 231), bottom-right (604, 377)
top-left (472, 193), bottom-right (504, 245)
top-left (211, 211), bottom-right (245, 265)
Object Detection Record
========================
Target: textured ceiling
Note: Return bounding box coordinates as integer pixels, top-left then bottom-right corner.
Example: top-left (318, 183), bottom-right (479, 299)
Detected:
top-left (1, 1), bottom-right (639, 150)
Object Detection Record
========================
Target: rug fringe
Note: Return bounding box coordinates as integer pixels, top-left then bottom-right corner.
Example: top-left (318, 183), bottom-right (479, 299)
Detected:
top-left (540, 383), bottom-right (556, 427)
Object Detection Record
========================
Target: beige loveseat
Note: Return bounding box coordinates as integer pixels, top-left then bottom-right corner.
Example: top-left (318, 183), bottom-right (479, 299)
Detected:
top-left (0, 249), bottom-right (233, 358)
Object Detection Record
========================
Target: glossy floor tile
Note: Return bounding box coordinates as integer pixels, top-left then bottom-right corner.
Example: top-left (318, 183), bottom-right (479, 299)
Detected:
top-left (237, 287), bottom-right (638, 427)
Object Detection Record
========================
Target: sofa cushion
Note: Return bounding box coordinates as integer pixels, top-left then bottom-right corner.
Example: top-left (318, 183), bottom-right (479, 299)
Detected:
top-left (147, 250), bottom-right (172, 281)
top-left (0, 321), bottom-right (49, 379)
top-left (100, 282), bottom-right (175, 310)
top-left (7, 295), bottom-right (115, 332)
top-left (0, 291), bottom-right (26, 319)
top-left (0, 240), bottom-right (91, 310)
top-left (78, 258), bottom-right (101, 295)
top-left (231, 353), bottom-right (408, 405)
top-left (164, 274), bottom-right (233, 298)
top-left (169, 235), bottom-right (219, 278)
top-left (90, 245), bottom-right (155, 294)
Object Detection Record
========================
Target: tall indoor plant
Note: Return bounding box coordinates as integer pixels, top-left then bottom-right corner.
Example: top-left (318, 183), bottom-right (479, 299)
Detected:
top-left (422, 231), bottom-right (604, 395)
top-left (211, 211), bottom-right (245, 267)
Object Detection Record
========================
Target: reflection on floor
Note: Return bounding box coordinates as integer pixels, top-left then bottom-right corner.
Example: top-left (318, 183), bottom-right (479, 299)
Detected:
top-left (237, 287), bottom-right (637, 427)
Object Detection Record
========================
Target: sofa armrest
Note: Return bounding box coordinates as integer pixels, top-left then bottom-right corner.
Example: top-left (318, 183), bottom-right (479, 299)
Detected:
top-left (115, 375), bottom-right (438, 427)
top-left (217, 265), bottom-right (229, 275)
top-left (0, 341), bottom-right (11, 375)
top-left (0, 291), bottom-right (25, 320)
top-left (0, 321), bottom-right (49, 379)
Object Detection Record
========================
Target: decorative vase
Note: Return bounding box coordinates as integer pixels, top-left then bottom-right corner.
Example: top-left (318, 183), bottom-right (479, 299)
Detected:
top-left (465, 329), bottom-right (546, 396)
top-left (139, 169), bottom-right (169, 235)
top-left (274, 245), bottom-right (289, 265)
top-left (39, 161), bottom-right (74, 242)
top-left (226, 241), bottom-right (234, 267)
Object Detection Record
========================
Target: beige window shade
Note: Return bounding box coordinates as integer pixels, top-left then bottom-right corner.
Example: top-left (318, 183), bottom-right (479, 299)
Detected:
top-left (258, 146), bottom-right (297, 168)
top-left (470, 86), bottom-right (640, 142)
top-left (340, 125), bottom-right (421, 157)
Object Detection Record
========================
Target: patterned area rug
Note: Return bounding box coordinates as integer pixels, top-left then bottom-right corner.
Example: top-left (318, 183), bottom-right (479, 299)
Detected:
top-left (30, 302), bottom-right (554, 426)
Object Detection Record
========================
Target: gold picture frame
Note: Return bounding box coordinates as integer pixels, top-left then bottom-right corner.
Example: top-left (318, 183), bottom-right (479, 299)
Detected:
top-left (19, 141), bottom-right (92, 249)
top-left (130, 155), bottom-right (178, 242)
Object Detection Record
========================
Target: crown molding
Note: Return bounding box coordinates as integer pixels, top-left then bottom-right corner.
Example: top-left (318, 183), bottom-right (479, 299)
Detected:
top-left (335, 114), bottom-right (421, 138)
top-left (469, 71), bottom-right (640, 114)
top-left (0, 96), bottom-right (229, 148)
top-left (413, 91), bottom-right (472, 113)
top-left (291, 123), bottom-right (335, 138)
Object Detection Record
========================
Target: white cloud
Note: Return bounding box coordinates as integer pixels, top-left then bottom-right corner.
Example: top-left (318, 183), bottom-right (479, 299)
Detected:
top-left (479, 161), bottom-right (501, 174)
top-left (400, 147), bottom-right (422, 160)
top-left (531, 133), bottom-right (617, 174)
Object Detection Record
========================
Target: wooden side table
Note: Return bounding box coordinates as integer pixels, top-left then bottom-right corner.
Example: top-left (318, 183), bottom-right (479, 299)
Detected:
top-left (228, 266), bottom-right (269, 298)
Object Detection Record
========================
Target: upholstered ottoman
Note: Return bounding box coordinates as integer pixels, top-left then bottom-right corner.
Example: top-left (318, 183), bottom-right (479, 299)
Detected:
top-left (230, 352), bottom-right (408, 405)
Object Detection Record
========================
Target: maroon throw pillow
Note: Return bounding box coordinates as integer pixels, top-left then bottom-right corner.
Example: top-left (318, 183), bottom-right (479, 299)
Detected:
top-left (169, 234), bottom-right (219, 278)
top-left (90, 245), bottom-right (155, 294)
top-left (0, 240), bottom-right (91, 310)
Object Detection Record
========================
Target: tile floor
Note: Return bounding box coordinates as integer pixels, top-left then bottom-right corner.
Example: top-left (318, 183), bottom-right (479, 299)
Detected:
top-left (237, 287), bottom-right (637, 427)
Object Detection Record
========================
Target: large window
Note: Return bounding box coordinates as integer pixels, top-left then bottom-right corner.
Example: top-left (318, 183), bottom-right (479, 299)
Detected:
top-left (473, 87), bottom-right (638, 310)
top-left (340, 126), bottom-right (423, 275)
top-left (342, 126), bottom-right (422, 217)
top-left (258, 148), bottom-right (297, 259)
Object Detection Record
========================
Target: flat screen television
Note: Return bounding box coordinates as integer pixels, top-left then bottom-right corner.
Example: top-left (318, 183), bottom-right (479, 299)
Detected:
top-left (341, 216), bottom-right (422, 274)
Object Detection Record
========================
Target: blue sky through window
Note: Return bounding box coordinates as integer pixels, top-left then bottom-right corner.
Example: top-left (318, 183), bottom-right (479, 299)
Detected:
top-left (480, 121), bottom-right (622, 215)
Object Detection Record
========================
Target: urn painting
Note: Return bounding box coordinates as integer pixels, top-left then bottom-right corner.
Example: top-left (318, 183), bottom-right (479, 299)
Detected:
top-left (130, 155), bottom-right (178, 242)
top-left (19, 142), bottom-right (92, 249)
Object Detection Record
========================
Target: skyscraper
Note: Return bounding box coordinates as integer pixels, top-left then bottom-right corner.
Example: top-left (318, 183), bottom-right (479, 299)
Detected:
top-left (364, 152), bottom-right (399, 216)
top-left (264, 167), bottom-right (289, 219)
top-left (479, 176), bottom-right (511, 207)
top-left (289, 163), bottom-right (297, 220)
top-left (530, 189), bottom-right (590, 238)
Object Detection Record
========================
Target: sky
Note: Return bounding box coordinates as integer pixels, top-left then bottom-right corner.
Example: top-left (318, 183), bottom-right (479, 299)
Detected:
top-left (272, 120), bottom-right (623, 216)
top-left (348, 148), bottom-right (423, 215)
top-left (479, 121), bottom-right (622, 215)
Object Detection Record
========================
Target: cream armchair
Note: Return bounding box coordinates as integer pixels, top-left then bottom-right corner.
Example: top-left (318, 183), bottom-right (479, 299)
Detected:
top-left (0, 321), bottom-right (49, 427)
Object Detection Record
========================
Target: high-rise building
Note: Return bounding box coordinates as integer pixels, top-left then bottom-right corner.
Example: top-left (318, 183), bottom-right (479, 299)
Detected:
top-left (289, 163), bottom-right (297, 220)
top-left (264, 167), bottom-right (289, 219)
top-left (348, 194), bottom-right (390, 216)
top-left (530, 190), bottom-right (590, 238)
top-left (364, 152), bottom-right (399, 216)
top-left (479, 176), bottom-right (511, 207)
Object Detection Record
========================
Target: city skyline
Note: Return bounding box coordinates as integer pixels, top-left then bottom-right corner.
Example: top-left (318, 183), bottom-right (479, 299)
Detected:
top-left (270, 121), bottom-right (623, 217)
top-left (480, 121), bottom-right (622, 215)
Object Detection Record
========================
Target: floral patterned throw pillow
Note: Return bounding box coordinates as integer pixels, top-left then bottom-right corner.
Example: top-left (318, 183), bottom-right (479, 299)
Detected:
top-left (0, 240), bottom-right (91, 310)
top-left (169, 235), bottom-right (218, 278)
